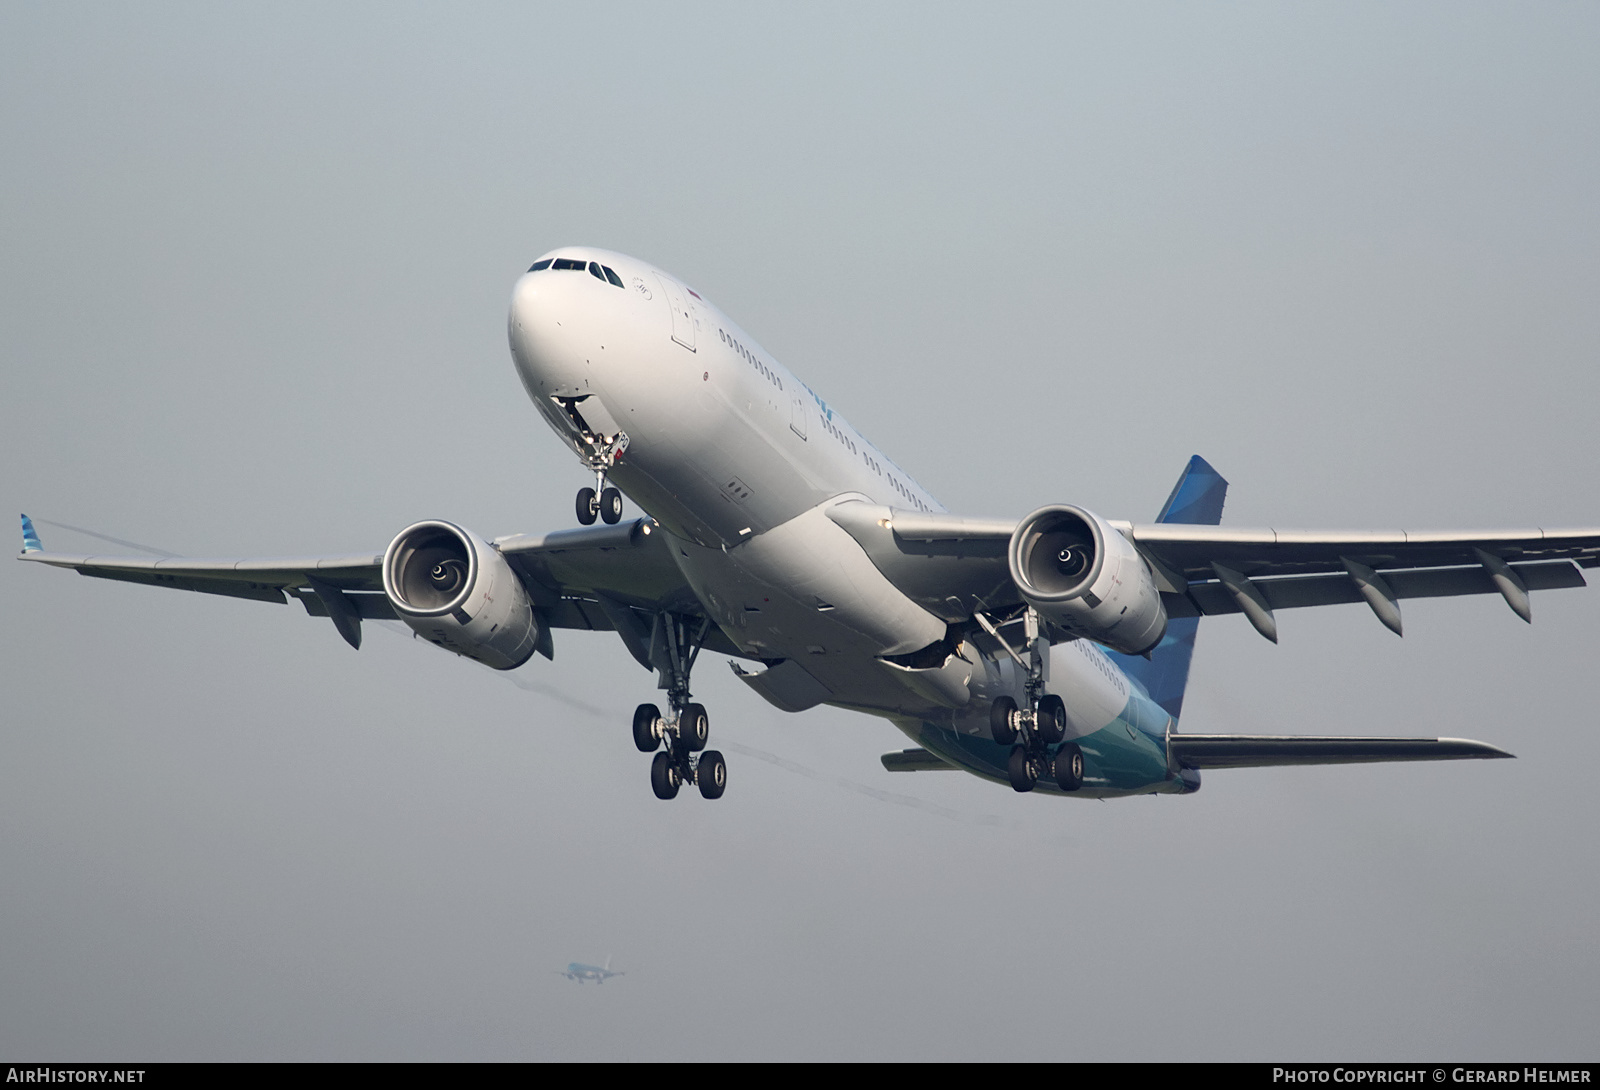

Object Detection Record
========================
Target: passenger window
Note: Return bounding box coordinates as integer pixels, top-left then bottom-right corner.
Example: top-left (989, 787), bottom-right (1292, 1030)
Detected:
top-left (528, 259), bottom-right (553, 272)
top-left (602, 266), bottom-right (624, 288)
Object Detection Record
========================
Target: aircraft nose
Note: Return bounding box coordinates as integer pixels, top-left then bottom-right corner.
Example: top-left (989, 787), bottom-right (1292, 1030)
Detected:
top-left (509, 270), bottom-right (541, 333)
top-left (508, 266), bottom-right (599, 394)
top-left (509, 266), bottom-right (593, 338)
top-left (508, 270), bottom-right (566, 362)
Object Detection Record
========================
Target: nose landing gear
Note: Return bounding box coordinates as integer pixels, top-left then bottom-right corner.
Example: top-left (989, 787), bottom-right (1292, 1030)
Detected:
top-left (576, 482), bottom-right (623, 526)
top-left (554, 398), bottom-right (629, 526)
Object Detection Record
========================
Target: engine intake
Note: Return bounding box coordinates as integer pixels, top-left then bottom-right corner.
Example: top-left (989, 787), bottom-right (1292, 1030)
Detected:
top-left (382, 520), bottom-right (540, 670)
top-left (1007, 505), bottom-right (1167, 656)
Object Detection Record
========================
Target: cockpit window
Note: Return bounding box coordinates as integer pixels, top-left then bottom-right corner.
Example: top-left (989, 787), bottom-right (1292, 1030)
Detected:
top-left (533, 256), bottom-right (625, 286)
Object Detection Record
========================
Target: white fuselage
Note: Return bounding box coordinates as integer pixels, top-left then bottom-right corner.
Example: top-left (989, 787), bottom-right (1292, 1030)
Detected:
top-left (507, 248), bottom-right (1135, 750)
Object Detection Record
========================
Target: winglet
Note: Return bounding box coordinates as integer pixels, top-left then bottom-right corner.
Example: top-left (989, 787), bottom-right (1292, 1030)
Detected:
top-left (20, 514), bottom-right (42, 553)
top-left (1155, 455), bottom-right (1228, 525)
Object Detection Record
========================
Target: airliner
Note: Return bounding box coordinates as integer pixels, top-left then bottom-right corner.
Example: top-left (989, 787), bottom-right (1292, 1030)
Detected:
top-left (19, 248), bottom-right (1600, 800)
top-left (559, 957), bottom-right (622, 985)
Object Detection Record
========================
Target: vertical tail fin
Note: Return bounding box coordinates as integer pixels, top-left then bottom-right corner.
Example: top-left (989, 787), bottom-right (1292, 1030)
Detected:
top-left (20, 514), bottom-right (42, 553)
top-left (1105, 456), bottom-right (1226, 722)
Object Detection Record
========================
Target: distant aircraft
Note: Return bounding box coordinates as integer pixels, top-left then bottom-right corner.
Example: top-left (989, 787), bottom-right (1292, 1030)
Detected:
top-left (560, 957), bottom-right (622, 984)
top-left (20, 248), bottom-right (1600, 800)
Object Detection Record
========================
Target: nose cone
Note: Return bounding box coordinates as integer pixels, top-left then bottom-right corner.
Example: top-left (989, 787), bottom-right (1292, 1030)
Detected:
top-left (508, 269), bottom-right (589, 395)
top-left (507, 271), bottom-right (545, 358)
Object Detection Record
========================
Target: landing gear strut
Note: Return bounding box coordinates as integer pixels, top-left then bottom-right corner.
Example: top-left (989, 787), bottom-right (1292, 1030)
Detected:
top-left (631, 613), bottom-right (726, 800)
top-left (977, 608), bottom-right (1080, 794)
top-left (572, 431), bottom-right (628, 526)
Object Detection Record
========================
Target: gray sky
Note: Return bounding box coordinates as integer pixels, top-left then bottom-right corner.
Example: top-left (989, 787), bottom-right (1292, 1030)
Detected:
top-left (3, 2), bottom-right (1598, 1061)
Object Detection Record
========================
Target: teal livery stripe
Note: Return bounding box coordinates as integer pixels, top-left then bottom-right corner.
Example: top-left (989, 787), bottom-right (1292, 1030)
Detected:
top-left (914, 688), bottom-right (1184, 798)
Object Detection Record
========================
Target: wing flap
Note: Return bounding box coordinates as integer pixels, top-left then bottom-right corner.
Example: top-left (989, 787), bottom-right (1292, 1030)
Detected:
top-left (1176, 558), bottom-right (1584, 617)
top-left (1170, 734), bottom-right (1513, 768)
top-left (19, 550), bottom-right (385, 590)
top-left (1130, 524), bottom-right (1600, 579)
top-left (73, 564), bottom-right (290, 604)
top-left (295, 589), bottom-right (398, 620)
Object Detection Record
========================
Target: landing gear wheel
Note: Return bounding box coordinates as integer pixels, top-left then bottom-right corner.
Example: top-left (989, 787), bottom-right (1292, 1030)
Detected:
top-left (1036, 694), bottom-right (1066, 746)
top-left (697, 750), bottom-right (727, 799)
top-left (599, 487), bottom-right (623, 524)
top-left (650, 751), bottom-right (680, 799)
top-left (679, 703), bottom-right (709, 751)
top-left (1055, 742), bottom-right (1084, 792)
top-left (575, 487), bottom-right (598, 526)
top-left (632, 704), bottom-right (662, 752)
top-left (990, 697), bottom-right (1018, 745)
top-left (1007, 744), bottom-right (1038, 793)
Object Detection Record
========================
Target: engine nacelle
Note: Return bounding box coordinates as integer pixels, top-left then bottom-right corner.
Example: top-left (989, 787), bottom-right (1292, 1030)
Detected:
top-left (382, 520), bottom-right (540, 670)
top-left (1007, 505), bottom-right (1167, 656)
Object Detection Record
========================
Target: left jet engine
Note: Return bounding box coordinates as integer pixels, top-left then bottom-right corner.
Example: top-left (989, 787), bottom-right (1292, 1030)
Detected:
top-left (382, 520), bottom-right (540, 670)
top-left (1007, 504), bottom-right (1168, 656)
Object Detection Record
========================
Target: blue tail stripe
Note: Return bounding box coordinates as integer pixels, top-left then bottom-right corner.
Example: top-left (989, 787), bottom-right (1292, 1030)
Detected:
top-left (1105, 456), bottom-right (1226, 722)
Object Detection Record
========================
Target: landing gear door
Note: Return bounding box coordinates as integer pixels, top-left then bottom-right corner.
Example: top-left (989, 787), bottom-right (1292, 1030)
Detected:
top-left (655, 274), bottom-right (696, 352)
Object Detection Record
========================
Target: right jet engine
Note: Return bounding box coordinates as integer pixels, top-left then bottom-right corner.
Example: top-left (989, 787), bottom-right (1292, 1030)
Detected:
top-left (1007, 505), bottom-right (1168, 656)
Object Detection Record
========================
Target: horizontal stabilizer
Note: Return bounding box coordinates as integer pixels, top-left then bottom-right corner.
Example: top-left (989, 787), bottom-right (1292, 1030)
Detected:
top-left (1170, 734), bottom-right (1513, 769)
top-left (881, 748), bottom-right (959, 772)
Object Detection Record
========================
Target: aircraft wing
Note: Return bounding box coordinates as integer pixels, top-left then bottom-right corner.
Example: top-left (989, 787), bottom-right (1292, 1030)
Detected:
top-left (826, 501), bottom-right (1600, 636)
top-left (1124, 523), bottom-right (1599, 636)
top-left (16, 514), bottom-right (718, 656)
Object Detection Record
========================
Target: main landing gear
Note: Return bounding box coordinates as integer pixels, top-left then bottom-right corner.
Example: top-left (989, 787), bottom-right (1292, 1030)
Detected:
top-left (991, 693), bottom-right (1081, 793)
top-left (978, 608), bottom-right (1084, 794)
top-left (631, 613), bottom-right (726, 800)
